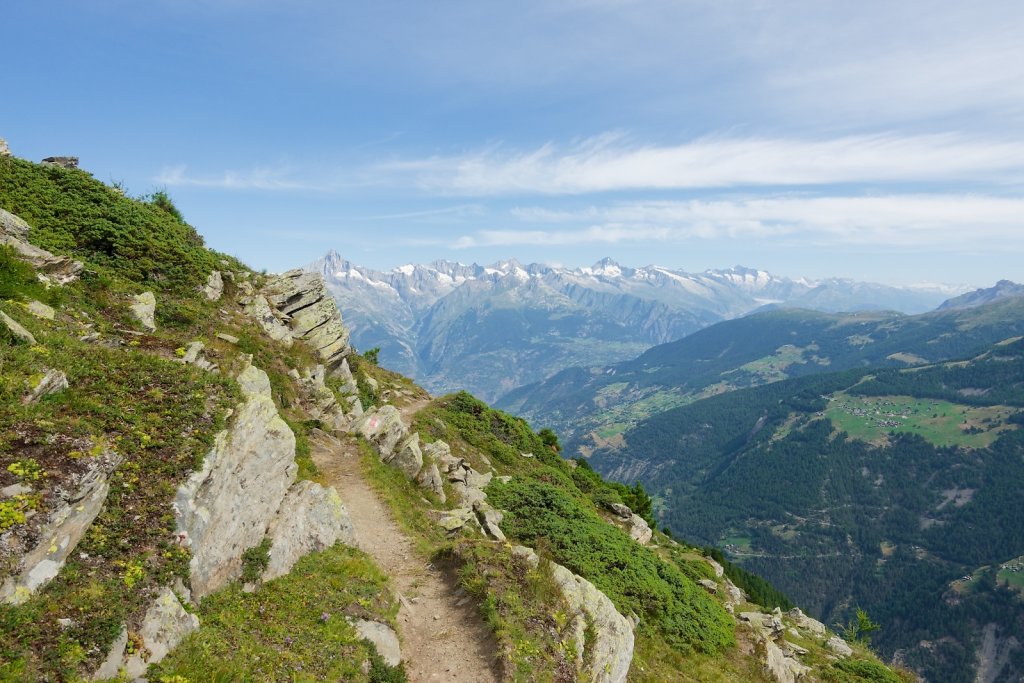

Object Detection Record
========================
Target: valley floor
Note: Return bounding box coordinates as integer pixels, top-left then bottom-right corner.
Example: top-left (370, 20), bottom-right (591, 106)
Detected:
top-left (312, 431), bottom-right (501, 683)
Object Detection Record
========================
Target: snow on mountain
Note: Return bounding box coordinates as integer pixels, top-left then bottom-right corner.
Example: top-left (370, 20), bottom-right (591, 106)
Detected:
top-left (306, 251), bottom-right (964, 401)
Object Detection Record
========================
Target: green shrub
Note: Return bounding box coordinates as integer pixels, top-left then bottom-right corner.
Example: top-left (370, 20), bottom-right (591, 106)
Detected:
top-left (487, 479), bottom-right (735, 655)
top-left (241, 538), bottom-right (272, 583)
top-left (823, 658), bottom-right (911, 683)
top-left (0, 156), bottom-right (220, 292)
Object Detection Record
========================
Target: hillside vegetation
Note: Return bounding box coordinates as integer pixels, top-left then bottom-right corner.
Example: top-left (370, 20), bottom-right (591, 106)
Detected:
top-left (586, 339), bottom-right (1024, 682)
top-left (0, 156), bottom-right (403, 680)
top-left (0, 152), bottom-right (906, 682)
top-left (498, 303), bottom-right (1024, 457)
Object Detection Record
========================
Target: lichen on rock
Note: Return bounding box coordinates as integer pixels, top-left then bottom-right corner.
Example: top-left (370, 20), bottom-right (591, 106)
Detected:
top-left (174, 362), bottom-right (297, 599)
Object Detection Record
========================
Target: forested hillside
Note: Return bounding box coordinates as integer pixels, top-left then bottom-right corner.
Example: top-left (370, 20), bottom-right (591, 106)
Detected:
top-left (586, 339), bottom-right (1024, 682)
top-left (498, 303), bottom-right (1024, 458)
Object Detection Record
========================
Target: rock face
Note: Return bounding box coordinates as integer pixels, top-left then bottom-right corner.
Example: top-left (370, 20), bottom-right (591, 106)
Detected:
top-left (756, 635), bottom-right (811, 683)
top-left (416, 462), bottom-right (445, 503)
top-left (1, 311), bottom-right (36, 345)
top-left (826, 635), bottom-right (853, 658)
top-left (203, 270), bottom-right (224, 301)
top-left (261, 270), bottom-right (351, 372)
top-left (473, 500), bottom-right (506, 542)
top-left (353, 619), bottom-right (401, 666)
top-left (391, 433), bottom-right (424, 480)
top-left (242, 294), bottom-right (294, 346)
top-left (787, 608), bottom-right (826, 637)
top-left (262, 481), bottom-right (354, 582)
top-left (178, 341), bottom-right (217, 373)
top-left (41, 156), bottom-right (79, 169)
top-left (427, 441), bottom-right (491, 506)
top-left (512, 545), bottom-right (634, 683)
top-left (175, 363), bottom-right (297, 599)
top-left (296, 365), bottom-right (349, 431)
top-left (609, 503), bottom-right (633, 520)
top-left (121, 587), bottom-right (200, 677)
top-left (355, 406), bottom-right (407, 460)
top-left (27, 300), bottom-right (55, 320)
top-left (22, 368), bottom-right (69, 404)
top-left (1, 449), bottom-right (122, 604)
top-left (0, 208), bottom-right (83, 285)
top-left (130, 291), bottom-right (157, 331)
top-left (628, 514), bottom-right (653, 545)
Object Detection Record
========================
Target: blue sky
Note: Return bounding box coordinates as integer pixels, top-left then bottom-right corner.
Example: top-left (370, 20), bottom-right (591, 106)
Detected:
top-left (4, 0), bottom-right (1024, 286)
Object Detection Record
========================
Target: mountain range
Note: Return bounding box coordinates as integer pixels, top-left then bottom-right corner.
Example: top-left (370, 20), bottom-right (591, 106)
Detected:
top-left (309, 250), bottom-right (964, 402)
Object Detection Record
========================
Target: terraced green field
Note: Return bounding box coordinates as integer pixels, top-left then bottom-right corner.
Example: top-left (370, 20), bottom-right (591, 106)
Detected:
top-left (825, 393), bottom-right (1019, 448)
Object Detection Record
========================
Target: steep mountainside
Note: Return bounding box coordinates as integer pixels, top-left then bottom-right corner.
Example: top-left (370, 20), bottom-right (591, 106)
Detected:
top-left (585, 339), bottom-right (1024, 682)
top-left (936, 279), bottom-right (1024, 311)
top-left (0, 148), bottom-right (907, 682)
top-left (498, 301), bottom-right (1024, 454)
top-left (309, 251), bottom-right (959, 402)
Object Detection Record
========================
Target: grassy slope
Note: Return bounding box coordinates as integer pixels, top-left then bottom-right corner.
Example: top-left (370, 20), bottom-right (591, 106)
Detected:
top-left (0, 157), bottom-right (400, 681)
top-left (381, 391), bottom-right (900, 682)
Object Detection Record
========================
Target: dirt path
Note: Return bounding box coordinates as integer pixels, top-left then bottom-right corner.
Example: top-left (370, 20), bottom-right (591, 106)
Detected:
top-left (312, 434), bottom-right (501, 683)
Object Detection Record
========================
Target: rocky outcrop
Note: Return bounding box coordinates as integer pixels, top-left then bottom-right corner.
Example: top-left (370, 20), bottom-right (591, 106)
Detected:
top-left (262, 481), bottom-right (354, 582)
top-left (391, 433), bottom-right (424, 480)
top-left (826, 635), bottom-right (853, 658)
top-left (473, 500), bottom-right (505, 542)
top-left (609, 503), bottom-right (632, 520)
top-left (261, 270), bottom-right (351, 372)
top-left (427, 442), bottom-right (491, 506)
top-left (512, 545), bottom-right (634, 683)
top-left (27, 300), bottom-right (55, 320)
top-left (178, 341), bottom-right (217, 372)
top-left (242, 294), bottom-right (294, 346)
top-left (22, 368), bottom-right (68, 404)
top-left (606, 501), bottom-right (652, 544)
top-left (787, 608), bottom-right (826, 637)
top-left (628, 514), bottom-right (652, 545)
top-left (129, 291), bottom-right (157, 331)
top-left (416, 462), bottom-right (445, 503)
top-left (0, 208), bottom-right (83, 285)
top-left (352, 619), bottom-right (401, 666)
top-left (296, 364), bottom-right (349, 431)
top-left (1, 448), bottom-right (122, 604)
top-left (742, 611), bottom-right (811, 682)
top-left (755, 634), bottom-right (811, 683)
top-left (94, 587), bottom-right (200, 679)
top-left (1, 311), bottom-right (36, 345)
top-left (174, 362), bottom-right (297, 599)
top-left (355, 406), bottom-right (407, 460)
top-left (203, 270), bottom-right (224, 301)
top-left (439, 507), bottom-right (476, 534)
top-left (41, 156), bottom-right (79, 169)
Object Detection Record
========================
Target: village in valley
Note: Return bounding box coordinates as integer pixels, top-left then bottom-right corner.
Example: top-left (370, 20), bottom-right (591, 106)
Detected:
top-left (823, 393), bottom-right (1019, 448)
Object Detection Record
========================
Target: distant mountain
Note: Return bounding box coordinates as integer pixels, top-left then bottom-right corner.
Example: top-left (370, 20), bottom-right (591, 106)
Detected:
top-left (937, 279), bottom-right (1024, 311)
top-left (308, 250), bottom-right (962, 401)
top-left (497, 297), bottom-right (1024, 454)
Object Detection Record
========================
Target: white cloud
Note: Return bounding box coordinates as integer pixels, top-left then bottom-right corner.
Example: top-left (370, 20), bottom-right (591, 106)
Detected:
top-left (453, 195), bottom-right (1024, 249)
top-left (154, 164), bottom-right (314, 191)
top-left (388, 133), bottom-right (1024, 196)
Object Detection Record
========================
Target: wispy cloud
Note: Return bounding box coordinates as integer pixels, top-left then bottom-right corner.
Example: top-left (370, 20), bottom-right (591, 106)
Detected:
top-left (387, 133), bottom-right (1024, 196)
top-left (154, 164), bottom-right (313, 191)
top-left (358, 204), bottom-right (484, 221)
top-left (454, 195), bottom-right (1024, 249)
